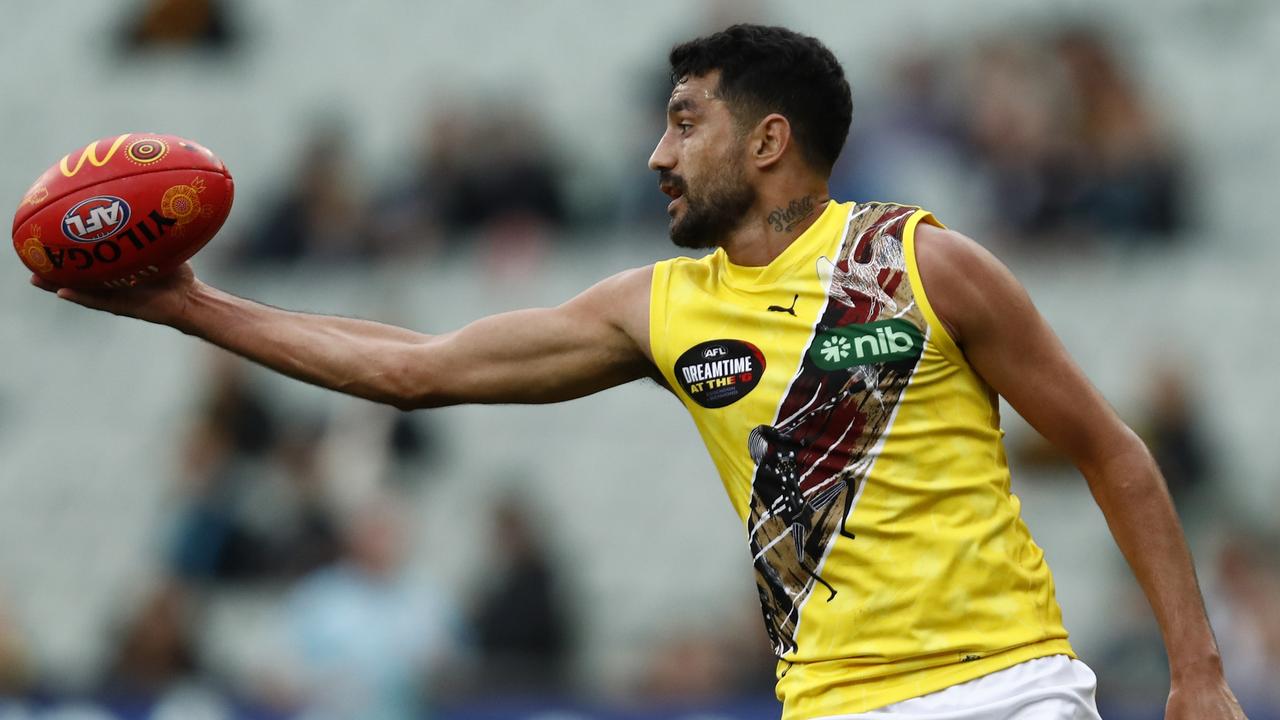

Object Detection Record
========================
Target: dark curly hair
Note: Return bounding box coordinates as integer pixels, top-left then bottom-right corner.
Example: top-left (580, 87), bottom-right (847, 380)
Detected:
top-left (669, 24), bottom-right (852, 174)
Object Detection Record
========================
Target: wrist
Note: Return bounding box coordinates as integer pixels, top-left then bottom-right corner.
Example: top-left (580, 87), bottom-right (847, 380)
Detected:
top-left (1169, 651), bottom-right (1225, 685)
top-left (174, 279), bottom-right (220, 336)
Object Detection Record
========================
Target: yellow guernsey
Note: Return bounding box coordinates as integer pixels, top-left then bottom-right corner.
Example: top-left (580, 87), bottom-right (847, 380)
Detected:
top-left (650, 200), bottom-right (1074, 718)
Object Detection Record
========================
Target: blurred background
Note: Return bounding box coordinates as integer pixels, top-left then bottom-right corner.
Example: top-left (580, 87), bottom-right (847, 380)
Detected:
top-left (1, 0), bottom-right (1278, 718)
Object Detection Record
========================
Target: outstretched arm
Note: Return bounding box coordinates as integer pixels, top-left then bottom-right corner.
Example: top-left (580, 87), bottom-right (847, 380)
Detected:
top-left (914, 225), bottom-right (1246, 720)
top-left (33, 263), bottom-right (656, 410)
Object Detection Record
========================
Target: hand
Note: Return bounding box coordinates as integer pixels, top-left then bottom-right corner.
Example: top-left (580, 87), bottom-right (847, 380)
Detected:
top-left (30, 262), bottom-right (202, 328)
top-left (1166, 676), bottom-right (1248, 719)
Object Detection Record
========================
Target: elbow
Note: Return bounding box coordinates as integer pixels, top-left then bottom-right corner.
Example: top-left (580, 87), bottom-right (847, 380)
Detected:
top-left (385, 378), bottom-right (447, 412)
top-left (1076, 424), bottom-right (1159, 487)
top-left (388, 391), bottom-right (448, 412)
top-left (376, 352), bottom-right (448, 412)
top-left (387, 394), bottom-right (421, 412)
top-left (376, 337), bottom-right (467, 411)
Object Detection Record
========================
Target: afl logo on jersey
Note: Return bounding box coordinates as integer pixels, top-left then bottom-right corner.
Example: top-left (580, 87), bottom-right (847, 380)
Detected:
top-left (675, 339), bottom-right (766, 409)
top-left (61, 195), bottom-right (132, 243)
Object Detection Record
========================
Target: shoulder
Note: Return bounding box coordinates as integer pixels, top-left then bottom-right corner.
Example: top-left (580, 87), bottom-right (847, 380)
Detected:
top-left (576, 264), bottom-right (655, 318)
top-left (912, 223), bottom-right (1029, 350)
top-left (656, 251), bottom-right (719, 275)
top-left (565, 264), bottom-right (657, 364)
top-left (913, 222), bottom-right (986, 272)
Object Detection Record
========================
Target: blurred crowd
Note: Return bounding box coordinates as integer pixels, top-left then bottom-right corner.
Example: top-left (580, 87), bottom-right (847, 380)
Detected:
top-left (96, 352), bottom-right (575, 718)
top-left (1008, 358), bottom-right (1280, 715)
top-left (135, 3), bottom-right (1189, 267)
top-left (832, 26), bottom-right (1186, 253)
top-left (234, 107), bottom-right (568, 271)
top-left (6, 348), bottom-right (1277, 718)
top-left (0, 348), bottom-right (778, 718)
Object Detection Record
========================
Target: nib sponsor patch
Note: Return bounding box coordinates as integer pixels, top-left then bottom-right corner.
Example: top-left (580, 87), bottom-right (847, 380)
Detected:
top-left (674, 339), bottom-right (766, 409)
top-left (810, 319), bottom-right (924, 370)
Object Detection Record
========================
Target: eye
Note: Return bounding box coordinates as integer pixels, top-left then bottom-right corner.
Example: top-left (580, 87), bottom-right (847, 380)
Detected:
top-left (678, 121), bottom-right (693, 135)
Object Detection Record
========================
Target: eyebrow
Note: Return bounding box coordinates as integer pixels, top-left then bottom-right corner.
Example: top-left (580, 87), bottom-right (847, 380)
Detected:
top-left (667, 97), bottom-right (698, 115)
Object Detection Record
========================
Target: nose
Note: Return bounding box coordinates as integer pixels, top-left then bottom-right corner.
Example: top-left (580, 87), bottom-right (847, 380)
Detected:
top-left (648, 128), bottom-right (676, 173)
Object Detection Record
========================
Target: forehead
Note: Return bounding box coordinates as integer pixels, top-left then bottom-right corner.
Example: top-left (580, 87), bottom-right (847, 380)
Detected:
top-left (668, 71), bottom-right (722, 112)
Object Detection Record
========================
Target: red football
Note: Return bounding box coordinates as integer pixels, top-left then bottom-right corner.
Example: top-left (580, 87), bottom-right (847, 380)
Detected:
top-left (11, 133), bottom-right (234, 289)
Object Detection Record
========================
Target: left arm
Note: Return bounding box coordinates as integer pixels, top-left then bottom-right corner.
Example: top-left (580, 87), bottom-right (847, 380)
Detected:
top-left (914, 224), bottom-right (1245, 720)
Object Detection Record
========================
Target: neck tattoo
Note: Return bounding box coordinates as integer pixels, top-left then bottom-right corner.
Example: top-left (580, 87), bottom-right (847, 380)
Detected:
top-left (767, 196), bottom-right (816, 233)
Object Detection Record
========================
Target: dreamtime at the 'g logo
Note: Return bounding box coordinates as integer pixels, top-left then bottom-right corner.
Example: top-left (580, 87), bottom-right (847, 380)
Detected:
top-left (61, 195), bottom-right (132, 243)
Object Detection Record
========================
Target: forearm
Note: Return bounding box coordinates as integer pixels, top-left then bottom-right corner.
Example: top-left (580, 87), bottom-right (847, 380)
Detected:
top-left (1081, 429), bottom-right (1223, 681)
top-left (43, 265), bottom-right (654, 410)
top-left (176, 281), bottom-right (434, 408)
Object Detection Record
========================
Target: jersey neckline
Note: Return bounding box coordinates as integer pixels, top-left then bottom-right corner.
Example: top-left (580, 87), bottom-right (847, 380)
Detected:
top-left (717, 200), bottom-right (849, 288)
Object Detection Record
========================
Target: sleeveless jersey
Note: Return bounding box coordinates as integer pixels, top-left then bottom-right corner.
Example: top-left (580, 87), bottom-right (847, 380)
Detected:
top-left (649, 200), bottom-right (1074, 717)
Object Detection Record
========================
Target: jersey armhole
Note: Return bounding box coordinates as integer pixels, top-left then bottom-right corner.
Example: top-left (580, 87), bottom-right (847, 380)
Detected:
top-left (648, 259), bottom-right (674, 385)
top-left (903, 209), bottom-right (967, 367)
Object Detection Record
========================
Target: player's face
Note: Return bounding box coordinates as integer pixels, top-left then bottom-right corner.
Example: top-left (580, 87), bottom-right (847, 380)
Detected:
top-left (649, 72), bottom-right (757, 249)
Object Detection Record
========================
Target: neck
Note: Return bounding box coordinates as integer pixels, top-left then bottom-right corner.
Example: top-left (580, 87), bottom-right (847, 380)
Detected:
top-left (720, 186), bottom-right (831, 266)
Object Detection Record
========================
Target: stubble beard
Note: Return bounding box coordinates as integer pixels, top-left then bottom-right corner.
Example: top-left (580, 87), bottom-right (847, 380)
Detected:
top-left (668, 152), bottom-right (757, 250)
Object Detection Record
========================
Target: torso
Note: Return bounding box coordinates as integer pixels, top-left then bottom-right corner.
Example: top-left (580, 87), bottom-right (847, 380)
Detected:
top-left (648, 199), bottom-right (1074, 718)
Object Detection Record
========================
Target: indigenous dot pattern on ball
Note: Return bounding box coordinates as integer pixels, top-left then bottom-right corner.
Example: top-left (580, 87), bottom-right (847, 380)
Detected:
top-left (126, 138), bottom-right (168, 165)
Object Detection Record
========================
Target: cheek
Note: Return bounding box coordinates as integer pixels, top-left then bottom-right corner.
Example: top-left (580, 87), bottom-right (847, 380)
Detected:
top-left (681, 137), bottom-right (716, 180)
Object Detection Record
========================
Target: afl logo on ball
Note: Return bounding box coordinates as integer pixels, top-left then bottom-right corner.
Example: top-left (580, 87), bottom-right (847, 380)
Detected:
top-left (61, 195), bottom-right (132, 243)
top-left (674, 339), bottom-right (766, 409)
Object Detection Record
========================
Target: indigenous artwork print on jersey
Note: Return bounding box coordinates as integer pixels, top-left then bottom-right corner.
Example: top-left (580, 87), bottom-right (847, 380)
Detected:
top-left (748, 203), bottom-right (927, 655)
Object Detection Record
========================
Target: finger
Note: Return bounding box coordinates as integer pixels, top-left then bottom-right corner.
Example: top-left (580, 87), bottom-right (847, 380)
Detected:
top-left (55, 287), bottom-right (114, 311)
top-left (30, 275), bottom-right (60, 293)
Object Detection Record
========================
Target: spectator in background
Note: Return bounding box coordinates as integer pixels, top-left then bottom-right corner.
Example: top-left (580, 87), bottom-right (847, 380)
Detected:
top-left (373, 101), bottom-right (567, 274)
top-left (640, 630), bottom-right (737, 701)
top-left (444, 104), bottom-right (567, 236)
top-left (964, 37), bottom-right (1081, 245)
top-left (830, 52), bottom-right (979, 231)
top-left (0, 595), bottom-right (32, 696)
top-left (169, 353), bottom-right (278, 582)
top-left (238, 122), bottom-right (374, 265)
top-left (100, 581), bottom-right (200, 699)
top-left (966, 27), bottom-right (1187, 246)
top-left (834, 25), bottom-right (1188, 249)
top-left (169, 352), bottom-right (340, 584)
top-left (470, 493), bottom-right (571, 694)
top-left (1094, 580), bottom-right (1172, 711)
top-left (1206, 530), bottom-right (1280, 715)
top-left (366, 106), bottom-right (463, 260)
top-left (118, 0), bottom-right (238, 54)
top-left (1135, 361), bottom-right (1214, 524)
top-left (257, 421), bottom-right (345, 579)
top-left (639, 603), bottom-right (778, 702)
top-left (1009, 351), bottom-right (1217, 531)
top-left (1054, 27), bottom-right (1185, 238)
top-left (1096, 529), bottom-right (1276, 717)
top-left (279, 495), bottom-right (458, 720)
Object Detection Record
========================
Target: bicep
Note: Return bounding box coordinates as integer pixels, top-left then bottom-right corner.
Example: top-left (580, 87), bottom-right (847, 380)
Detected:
top-left (404, 267), bottom-right (654, 407)
top-left (918, 228), bottom-right (1136, 470)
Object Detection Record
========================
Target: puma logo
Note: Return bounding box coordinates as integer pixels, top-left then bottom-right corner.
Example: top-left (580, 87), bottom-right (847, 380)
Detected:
top-left (767, 294), bottom-right (798, 316)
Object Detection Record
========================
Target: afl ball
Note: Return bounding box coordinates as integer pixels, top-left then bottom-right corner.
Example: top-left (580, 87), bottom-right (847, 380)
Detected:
top-left (12, 133), bottom-right (234, 289)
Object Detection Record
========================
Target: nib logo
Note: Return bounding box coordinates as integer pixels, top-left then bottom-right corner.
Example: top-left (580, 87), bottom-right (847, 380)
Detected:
top-left (810, 319), bottom-right (923, 370)
top-left (819, 336), bottom-right (852, 363)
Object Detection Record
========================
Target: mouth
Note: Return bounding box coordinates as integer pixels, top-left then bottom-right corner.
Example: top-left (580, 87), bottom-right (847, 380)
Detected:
top-left (659, 182), bottom-right (685, 215)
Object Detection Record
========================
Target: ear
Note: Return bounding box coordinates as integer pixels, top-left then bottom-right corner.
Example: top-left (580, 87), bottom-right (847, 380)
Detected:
top-left (747, 113), bottom-right (791, 170)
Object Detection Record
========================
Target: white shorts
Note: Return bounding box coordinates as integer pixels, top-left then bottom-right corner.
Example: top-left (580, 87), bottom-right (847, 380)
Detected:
top-left (824, 655), bottom-right (1103, 720)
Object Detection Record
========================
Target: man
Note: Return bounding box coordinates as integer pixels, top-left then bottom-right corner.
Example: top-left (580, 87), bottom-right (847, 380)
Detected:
top-left (35, 24), bottom-right (1245, 720)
